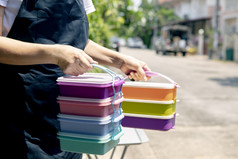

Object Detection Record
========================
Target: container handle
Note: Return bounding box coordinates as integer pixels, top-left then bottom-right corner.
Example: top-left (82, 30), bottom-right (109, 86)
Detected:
top-left (91, 64), bottom-right (121, 80)
top-left (112, 111), bottom-right (124, 123)
top-left (91, 64), bottom-right (123, 97)
top-left (111, 126), bottom-right (123, 141)
top-left (91, 64), bottom-right (123, 110)
top-left (145, 71), bottom-right (180, 88)
top-left (91, 64), bottom-right (123, 140)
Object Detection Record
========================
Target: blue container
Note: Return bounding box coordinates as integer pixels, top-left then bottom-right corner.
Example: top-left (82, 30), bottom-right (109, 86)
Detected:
top-left (58, 111), bottom-right (124, 136)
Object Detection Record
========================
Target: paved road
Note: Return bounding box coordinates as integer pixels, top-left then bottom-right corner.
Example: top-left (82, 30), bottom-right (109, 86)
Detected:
top-left (85, 47), bottom-right (238, 159)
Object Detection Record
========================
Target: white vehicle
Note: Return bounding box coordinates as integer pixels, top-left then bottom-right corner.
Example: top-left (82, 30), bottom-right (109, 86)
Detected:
top-left (127, 37), bottom-right (145, 48)
top-left (154, 25), bottom-right (190, 56)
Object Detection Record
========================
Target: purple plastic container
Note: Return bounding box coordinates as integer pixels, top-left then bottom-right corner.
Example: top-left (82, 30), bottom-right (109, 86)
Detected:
top-left (57, 73), bottom-right (124, 99)
top-left (121, 113), bottom-right (176, 131)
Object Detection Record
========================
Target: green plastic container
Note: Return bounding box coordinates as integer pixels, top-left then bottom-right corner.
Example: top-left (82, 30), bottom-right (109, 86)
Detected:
top-left (122, 99), bottom-right (176, 116)
top-left (58, 131), bottom-right (123, 155)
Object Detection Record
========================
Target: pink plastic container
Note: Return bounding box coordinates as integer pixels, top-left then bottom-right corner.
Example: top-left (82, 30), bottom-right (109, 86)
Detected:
top-left (57, 96), bottom-right (124, 117)
top-left (57, 73), bottom-right (124, 99)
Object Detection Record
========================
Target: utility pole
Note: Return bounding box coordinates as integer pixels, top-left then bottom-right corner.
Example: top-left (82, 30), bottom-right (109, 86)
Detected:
top-left (152, 0), bottom-right (159, 49)
top-left (213, 0), bottom-right (220, 58)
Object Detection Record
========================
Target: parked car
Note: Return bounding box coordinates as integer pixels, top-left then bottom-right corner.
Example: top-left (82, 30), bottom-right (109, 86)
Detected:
top-left (127, 37), bottom-right (145, 48)
top-left (110, 37), bottom-right (127, 52)
top-left (118, 38), bottom-right (126, 47)
top-left (112, 41), bottom-right (120, 52)
top-left (110, 36), bottom-right (120, 52)
top-left (154, 25), bottom-right (190, 56)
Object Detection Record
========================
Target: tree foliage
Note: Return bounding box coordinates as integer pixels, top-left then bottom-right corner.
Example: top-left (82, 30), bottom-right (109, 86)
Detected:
top-left (133, 0), bottom-right (180, 48)
top-left (88, 0), bottom-right (179, 48)
top-left (87, 0), bottom-right (125, 47)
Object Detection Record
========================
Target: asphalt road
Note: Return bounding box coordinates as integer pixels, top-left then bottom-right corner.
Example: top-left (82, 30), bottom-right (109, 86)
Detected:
top-left (85, 47), bottom-right (238, 159)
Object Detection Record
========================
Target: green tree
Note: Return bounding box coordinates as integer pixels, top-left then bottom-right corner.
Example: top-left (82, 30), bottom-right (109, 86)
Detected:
top-left (88, 0), bottom-right (179, 48)
top-left (134, 0), bottom-right (180, 48)
top-left (118, 0), bottom-right (180, 48)
top-left (87, 0), bottom-right (125, 47)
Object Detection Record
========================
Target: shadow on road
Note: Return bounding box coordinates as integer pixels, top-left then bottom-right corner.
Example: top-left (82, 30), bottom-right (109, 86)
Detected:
top-left (209, 77), bottom-right (238, 87)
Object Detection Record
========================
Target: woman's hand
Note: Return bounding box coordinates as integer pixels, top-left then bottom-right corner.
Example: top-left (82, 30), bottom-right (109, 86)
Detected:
top-left (54, 45), bottom-right (97, 76)
top-left (120, 55), bottom-right (151, 81)
top-left (83, 40), bottom-right (151, 81)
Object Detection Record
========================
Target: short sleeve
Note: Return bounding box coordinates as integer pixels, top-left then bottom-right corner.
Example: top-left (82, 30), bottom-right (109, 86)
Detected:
top-left (83, 0), bottom-right (96, 14)
top-left (0, 0), bottom-right (8, 7)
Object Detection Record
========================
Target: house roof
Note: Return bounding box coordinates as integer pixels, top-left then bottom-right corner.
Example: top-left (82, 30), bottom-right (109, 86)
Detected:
top-left (158, 0), bottom-right (173, 4)
top-left (160, 17), bottom-right (211, 27)
top-left (158, 0), bottom-right (180, 5)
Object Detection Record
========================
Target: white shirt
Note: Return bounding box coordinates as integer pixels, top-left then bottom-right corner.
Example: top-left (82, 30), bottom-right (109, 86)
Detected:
top-left (83, 0), bottom-right (96, 14)
top-left (0, 0), bottom-right (23, 37)
top-left (0, 0), bottom-right (95, 37)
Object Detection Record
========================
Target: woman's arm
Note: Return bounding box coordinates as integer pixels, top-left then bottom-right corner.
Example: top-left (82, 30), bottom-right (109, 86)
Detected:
top-left (84, 39), bottom-right (150, 81)
top-left (0, 36), bottom-right (97, 75)
top-left (84, 39), bottom-right (124, 68)
top-left (0, 36), bottom-right (58, 65)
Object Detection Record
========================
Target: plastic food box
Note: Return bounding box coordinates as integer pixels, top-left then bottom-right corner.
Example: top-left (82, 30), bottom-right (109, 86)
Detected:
top-left (58, 130), bottom-right (123, 155)
top-left (122, 82), bottom-right (177, 101)
top-left (57, 95), bottom-right (124, 117)
top-left (121, 113), bottom-right (176, 131)
top-left (57, 73), bottom-right (124, 99)
top-left (58, 111), bottom-right (124, 136)
top-left (121, 99), bottom-right (176, 116)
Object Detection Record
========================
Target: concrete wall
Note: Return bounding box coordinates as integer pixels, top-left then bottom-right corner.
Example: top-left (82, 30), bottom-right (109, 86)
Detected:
top-left (220, 0), bottom-right (238, 61)
top-left (172, 0), bottom-right (215, 20)
top-left (235, 34), bottom-right (238, 62)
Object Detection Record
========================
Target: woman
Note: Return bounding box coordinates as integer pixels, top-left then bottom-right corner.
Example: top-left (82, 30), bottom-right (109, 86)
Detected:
top-left (0, 0), bottom-right (150, 158)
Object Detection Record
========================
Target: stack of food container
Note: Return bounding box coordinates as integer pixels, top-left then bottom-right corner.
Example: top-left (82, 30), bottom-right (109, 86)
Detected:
top-left (121, 71), bottom-right (179, 131)
top-left (56, 65), bottom-right (125, 155)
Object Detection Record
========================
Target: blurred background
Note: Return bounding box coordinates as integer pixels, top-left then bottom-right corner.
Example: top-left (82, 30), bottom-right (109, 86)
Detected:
top-left (88, 0), bottom-right (238, 61)
top-left (85, 0), bottom-right (238, 159)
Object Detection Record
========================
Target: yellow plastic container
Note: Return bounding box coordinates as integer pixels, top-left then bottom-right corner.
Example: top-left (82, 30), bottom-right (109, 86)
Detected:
top-left (122, 99), bottom-right (176, 116)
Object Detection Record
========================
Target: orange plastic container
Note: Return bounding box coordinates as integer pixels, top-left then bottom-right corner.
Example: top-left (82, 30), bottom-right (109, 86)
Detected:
top-left (122, 82), bottom-right (177, 101)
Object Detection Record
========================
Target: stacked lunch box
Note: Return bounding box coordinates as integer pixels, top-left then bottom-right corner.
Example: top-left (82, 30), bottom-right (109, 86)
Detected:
top-left (121, 71), bottom-right (179, 131)
top-left (56, 65), bottom-right (125, 155)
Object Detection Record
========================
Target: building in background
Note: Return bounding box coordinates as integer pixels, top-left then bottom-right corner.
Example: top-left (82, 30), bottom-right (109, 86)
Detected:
top-left (220, 0), bottom-right (238, 61)
top-left (159, 0), bottom-right (215, 33)
top-left (158, 0), bottom-right (217, 55)
top-left (159, 0), bottom-right (238, 62)
top-left (159, 0), bottom-right (215, 20)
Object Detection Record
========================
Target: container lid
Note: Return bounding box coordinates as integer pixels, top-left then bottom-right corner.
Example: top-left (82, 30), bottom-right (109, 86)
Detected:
top-left (58, 109), bottom-right (124, 124)
top-left (123, 113), bottom-right (175, 119)
top-left (57, 73), bottom-right (123, 85)
top-left (124, 82), bottom-right (175, 89)
top-left (57, 94), bottom-right (124, 105)
top-left (124, 99), bottom-right (174, 104)
top-left (58, 126), bottom-right (122, 141)
top-left (58, 130), bottom-right (123, 143)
